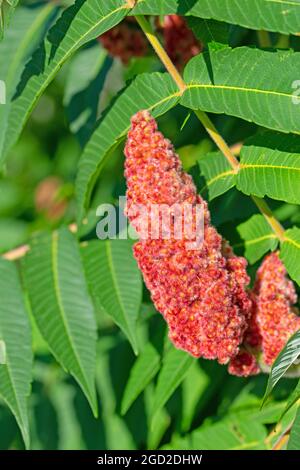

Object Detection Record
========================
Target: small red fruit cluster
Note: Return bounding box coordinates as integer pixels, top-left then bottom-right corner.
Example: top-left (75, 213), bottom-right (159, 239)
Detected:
top-left (230, 252), bottom-right (300, 376)
top-left (98, 18), bottom-right (148, 65)
top-left (157, 15), bottom-right (203, 70)
top-left (124, 111), bottom-right (300, 376)
top-left (99, 15), bottom-right (202, 69)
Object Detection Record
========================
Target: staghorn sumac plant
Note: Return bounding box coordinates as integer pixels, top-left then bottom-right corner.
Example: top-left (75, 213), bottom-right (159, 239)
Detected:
top-left (0, 0), bottom-right (300, 452)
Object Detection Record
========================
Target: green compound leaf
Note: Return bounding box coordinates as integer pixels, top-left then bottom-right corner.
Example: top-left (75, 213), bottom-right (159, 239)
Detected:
top-left (151, 347), bottom-right (194, 422)
top-left (236, 215), bottom-right (279, 264)
top-left (121, 342), bottom-right (161, 415)
top-left (182, 47), bottom-right (300, 135)
top-left (238, 133), bottom-right (300, 205)
top-left (0, 2), bottom-right (56, 166)
top-left (199, 132), bottom-right (300, 206)
top-left (262, 330), bottom-right (300, 407)
top-left (81, 239), bottom-right (142, 355)
top-left (23, 228), bottom-right (98, 416)
top-left (191, 418), bottom-right (268, 450)
top-left (198, 151), bottom-right (236, 200)
top-left (1, 0), bottom-right (128, 166)
top-left (0, 258), bottom-right (32, 449)
top-left (133, 0), bottom-right (300, 35)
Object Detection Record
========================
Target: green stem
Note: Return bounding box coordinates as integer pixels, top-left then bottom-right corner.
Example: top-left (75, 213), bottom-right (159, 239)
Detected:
top-left (136, 14), bottom-right (285, 241)
top-left (135, 15), bottom-right (186, 92)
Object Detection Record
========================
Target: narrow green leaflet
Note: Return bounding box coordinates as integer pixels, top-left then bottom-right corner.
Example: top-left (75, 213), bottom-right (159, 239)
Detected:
top-left (133, 0), bottom-right (300, 35)
top-left (263, 331), bottom-right (300, 406)
top-left (238, 133), bottom-right (300, 204)
top-left (81, 239), bottom-right (142, 354)
top-left (191, 418), bottom-right (267, 450)
top-left (2, 0), bottom-right (129, 165)
top-left (281, 227), bottom-right (300, 286)
top-left (198, 132), bottom-right (300, 205)
top-left (288, 405), bottom-right (300, 450)
top-left (181, 47), bottom-right (300, 135)
top-left (181, 362), bottom-right (210, 433)
top-left (64, 44), bottom-right (112, 147)
top-left (0, 258), bottom-right (32, 449)
top-left (144, 385), bottom-right (170, 450)
top-left (151, 347), bottom-right (194, 421)
top-left (237, 215), bottom-right (278, 264)
top-left (121, 342), bottom-right (161, 415)
top-left (76, 72), bottom-right (179, 223)
top-left (0, 3), bottom-right (56, 165)
top-left (279, 379), bottom-right (300, 422)
top-left (198, 151), bottom-right (235, 200)
top-left (23, 228), bottom-right (98, 416)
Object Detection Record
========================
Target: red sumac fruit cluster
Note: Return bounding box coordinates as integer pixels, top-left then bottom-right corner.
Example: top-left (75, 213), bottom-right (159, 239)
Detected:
top-left (98, 15), bottom-right (202, 69)
top-left (124, 111), bottom-right (300, 377)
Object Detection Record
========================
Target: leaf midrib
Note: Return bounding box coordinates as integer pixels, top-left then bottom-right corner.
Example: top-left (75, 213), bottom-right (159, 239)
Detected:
top-left (187, 83), bottom-right (295, 100)
top-left (51, 231), bottom-right (90, 393)
top-left (284, 235), bottom-right (300, 249)
top-left (240, 163), bottom-right (300, 171)
top-left (233, 233), bottom-right (277, 249)
top-left (104, 240), bottom-right (137, 352)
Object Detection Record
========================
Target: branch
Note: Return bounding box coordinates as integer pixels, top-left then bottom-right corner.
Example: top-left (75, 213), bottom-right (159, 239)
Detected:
top-left (135, 15), bottom-right (186, 93)
top-left (135, 14), bottom-right (285, 242)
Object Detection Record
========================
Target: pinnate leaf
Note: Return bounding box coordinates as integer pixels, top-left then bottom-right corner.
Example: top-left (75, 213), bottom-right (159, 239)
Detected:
top-left (263, 331), bottom-right (300, 407)
top-left (81, 239), bottom-right (142, 354)
top-left (23, 228), bottom-right (98, 416)
top-left (0, 258), bottom-right (32, 449)
top-left (237, 215), bottom-right (278, 264)
top-left (133, 0), bottom-right (300, 35)
top-left (182, 48), bottom-right (300, 135)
